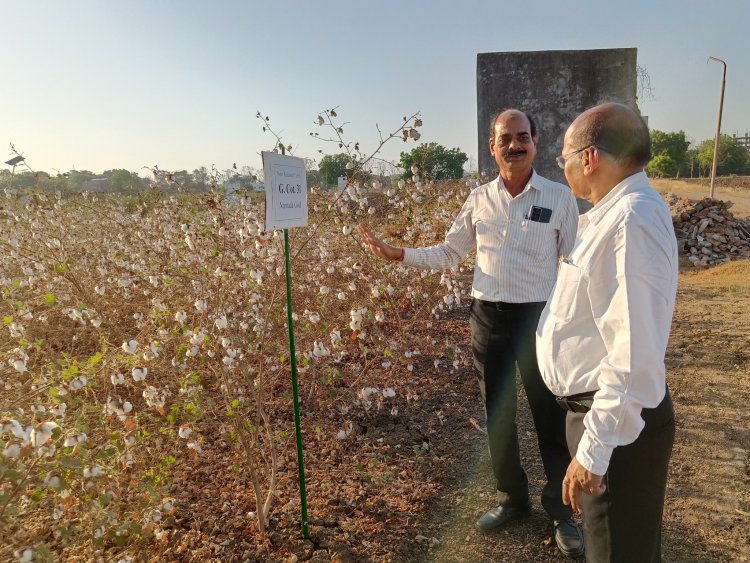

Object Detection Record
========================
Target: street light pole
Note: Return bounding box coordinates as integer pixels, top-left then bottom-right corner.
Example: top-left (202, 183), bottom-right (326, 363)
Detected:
top-left (708, 56), bottom-right (726, 199)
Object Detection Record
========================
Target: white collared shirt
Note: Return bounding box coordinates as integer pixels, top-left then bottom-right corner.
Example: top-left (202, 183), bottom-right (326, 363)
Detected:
top-left (403, 171), bottom-right (578, 303)
top-left (536, 171), bottom-right (678, 475)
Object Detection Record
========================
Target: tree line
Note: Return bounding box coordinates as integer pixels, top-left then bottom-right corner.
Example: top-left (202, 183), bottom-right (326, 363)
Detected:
top-left (4, 132), bottom-right (748, 192)
top-left (646, 131), bottom-right (750, 178)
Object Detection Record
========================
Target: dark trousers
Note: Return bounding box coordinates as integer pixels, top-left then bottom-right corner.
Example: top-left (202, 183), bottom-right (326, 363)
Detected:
top-left (566, 389), bottom-right (675, 563)
top-left (469, 299), bottom-right (572, 520)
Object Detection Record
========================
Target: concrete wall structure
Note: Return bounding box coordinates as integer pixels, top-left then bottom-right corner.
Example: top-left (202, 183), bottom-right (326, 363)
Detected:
top-left (477, 48), bottom-right (637, 185)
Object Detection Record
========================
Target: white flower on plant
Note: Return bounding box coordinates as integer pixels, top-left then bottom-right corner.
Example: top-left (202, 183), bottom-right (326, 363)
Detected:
top-left (330, 330), bottom-right (341, 346)
top-left (174, 311), bottom-right (187, 324)
top-left (132, 367), bottom-right (148, 382)
top-left (2, 443), bottom-right (21, 458)
top-left (215, 316), bottom-right (228, 330)
top-left (312, 341), bottom-right (330, 358)
top-left (121, 340), bottom-right (138, 354)
top-left (142, 386), bottom-right (166, 408)
top-left (69, 376), bottom-right (87, 391)
top-left (83, 464), bottom-right (104, 478)
top-left (178, 426), bottom-right (192, 439)
top-left (31, 421), bottom-right (59, 448)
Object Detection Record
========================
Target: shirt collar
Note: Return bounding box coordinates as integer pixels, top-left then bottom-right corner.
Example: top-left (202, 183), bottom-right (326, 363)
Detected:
top-left (585, 171), bottom-right (650, 226)
top-left (495, 168), bottom-right (540, 195)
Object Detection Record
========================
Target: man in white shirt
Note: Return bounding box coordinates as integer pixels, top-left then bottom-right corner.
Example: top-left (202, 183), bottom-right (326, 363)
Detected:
top-left (359, 109), bottom-right (583, 557)
top-left (537, 102), bottom-right (678, 562)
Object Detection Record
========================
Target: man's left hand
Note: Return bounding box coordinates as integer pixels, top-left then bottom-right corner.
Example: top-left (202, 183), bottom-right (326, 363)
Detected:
top-left (562, 457), bottom-right (605, 514)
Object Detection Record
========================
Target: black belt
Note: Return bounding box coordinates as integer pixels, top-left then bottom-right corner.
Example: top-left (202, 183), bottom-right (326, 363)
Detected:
top-left (477, 299), bottom-right (544, 311)
top-left (556, 390), bottom-right (598, 413)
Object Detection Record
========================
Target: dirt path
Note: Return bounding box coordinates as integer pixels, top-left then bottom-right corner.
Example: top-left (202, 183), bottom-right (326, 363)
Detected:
top-left (399, 261), bottom-right (750, 562)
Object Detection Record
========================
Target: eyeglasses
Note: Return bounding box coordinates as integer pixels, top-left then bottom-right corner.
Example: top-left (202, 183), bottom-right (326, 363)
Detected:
top-left (556, 147), bottom-right (589, 169)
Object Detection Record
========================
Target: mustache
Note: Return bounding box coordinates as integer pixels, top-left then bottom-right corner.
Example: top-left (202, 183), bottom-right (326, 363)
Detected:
top-left (506, 150), bottom-right (527, 156)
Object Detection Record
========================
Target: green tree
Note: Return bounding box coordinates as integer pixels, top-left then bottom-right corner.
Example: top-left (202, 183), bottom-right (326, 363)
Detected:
top-left (318, 153), bottom-right (351, 186)
top-left (649, 130), bottom-right (689, 177)
top-left (104, 169), bottom-right (143, 192)
top-left (645, 154), bottom-right (677, 178)
top-left (398, 143), bottom-right (468, 180)
top-left (696, 135), bottom-right (749, 176)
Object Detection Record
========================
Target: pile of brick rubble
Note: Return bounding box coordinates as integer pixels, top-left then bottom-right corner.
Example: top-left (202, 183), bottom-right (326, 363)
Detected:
top-left (665, 194), bottom-right (750, 267)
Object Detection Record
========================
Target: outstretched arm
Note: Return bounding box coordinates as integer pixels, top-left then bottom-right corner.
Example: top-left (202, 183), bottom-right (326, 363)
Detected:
top-left (358, 224), bottom-right (403, 262)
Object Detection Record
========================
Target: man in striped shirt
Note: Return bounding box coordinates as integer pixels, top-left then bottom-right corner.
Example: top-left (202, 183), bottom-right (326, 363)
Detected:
top-left (359, 109), bottom-right (583, 557)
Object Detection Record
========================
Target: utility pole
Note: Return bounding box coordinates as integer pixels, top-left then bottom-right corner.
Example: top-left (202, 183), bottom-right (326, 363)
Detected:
top-left (708, 56), bottom-right (726, 199)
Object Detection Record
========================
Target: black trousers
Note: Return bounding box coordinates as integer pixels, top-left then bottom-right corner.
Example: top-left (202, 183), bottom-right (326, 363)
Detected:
top-left (469, 299), bottom-right (572, 520)
top-left (566, 389), bottom-right (675, 563)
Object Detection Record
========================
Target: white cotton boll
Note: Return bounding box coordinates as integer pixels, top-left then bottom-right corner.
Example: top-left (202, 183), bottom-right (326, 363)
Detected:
top-left (121, 340), bottom-right (138, 354)
top-left (215, 316), bottom-right (228, 330)
top-left (149, 276), bottom-right (159, 286)
top-left (181, 224), bottom-right (190, 233)
top-left (111, 372), bottom-right (125, 386)
top-left (383, 388), bottom-right (396, 398)
top-left (194, 300), bottom-right (207, 313)
top-left (337, 291), bottom-right (346, 300)
top-left (95, 285), bottom-right (106, 296)
top-left (2, 443), bottom-right (20, 458)
top-left (382, 361), bottom-right (392, 369)
top-left (90, 318), bottom-right (102, 327)
top-left (368, 207), bottom-right (375, 215)
top-left (407, 364), bottom-right (414, 372)
top-left (31, 421), bottom-right (58, 448)
top-left (410, 165), bottom-right (419, 175)
top-left (342, 225), bottom-right (352, 236)
top-left (12, 359), bottom-right (27, 373)
top-left (132, 367), bottom-right (148, 382)
top-left (15, 548), bottom-right (33, 563)
top-left (221, 337), bottom-right (231, 348)
top-left (319, 286), bottom-right (330, 296)
top-left (326, 265), bottom-right (335, 274)
top-left (336, 430), bottom-right (347, 440)
top-left (174, 311), bottom-right (187, 324)
top-left (371, 286), bottom-right (380, 298)
top-left (123, 402), bottom-right (133, 413)
top-left (185, 235), bottom-right (195, 251)
top-left (390, 407), bottom-right (399, 416)
top-left (375, 311), bottom-right (385, 322)
top-left (178, 426), bottom-right (192, 439)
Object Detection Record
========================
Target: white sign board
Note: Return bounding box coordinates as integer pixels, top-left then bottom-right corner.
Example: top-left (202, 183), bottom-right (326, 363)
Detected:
top-left (262, 151), bottom-right (308, 231)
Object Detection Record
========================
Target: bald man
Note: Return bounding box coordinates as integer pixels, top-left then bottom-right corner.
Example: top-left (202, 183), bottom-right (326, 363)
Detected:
top-left (360, 109), bottom-right (583, 557)
top-left (537, 102), bottom-right (678, 562)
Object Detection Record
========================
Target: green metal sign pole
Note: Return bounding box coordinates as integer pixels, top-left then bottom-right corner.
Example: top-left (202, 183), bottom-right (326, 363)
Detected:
top-left (284, 227), bottom-right (310, 539)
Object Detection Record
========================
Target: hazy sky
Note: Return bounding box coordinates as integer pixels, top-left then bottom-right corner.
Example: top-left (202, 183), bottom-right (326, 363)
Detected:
top-left (3, 0), bottom-right (748, 176)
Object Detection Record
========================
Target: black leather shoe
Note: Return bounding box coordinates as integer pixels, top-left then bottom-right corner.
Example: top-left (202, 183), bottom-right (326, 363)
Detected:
top-left (475, 501), bottom-right (531, 532)
top-left (553, 517), bottom-right (584, 558)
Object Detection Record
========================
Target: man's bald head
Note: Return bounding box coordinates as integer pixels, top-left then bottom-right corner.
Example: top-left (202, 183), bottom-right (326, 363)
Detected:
top-left (568, 103), bottom-right (650, 168)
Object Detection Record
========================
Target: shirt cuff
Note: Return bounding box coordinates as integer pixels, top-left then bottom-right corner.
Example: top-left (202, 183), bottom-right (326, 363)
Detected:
top-left (575, 427), bottom-right (613, 476)
top-left (402, 248), bottom-right (413, 266)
